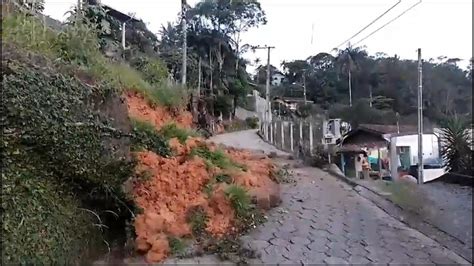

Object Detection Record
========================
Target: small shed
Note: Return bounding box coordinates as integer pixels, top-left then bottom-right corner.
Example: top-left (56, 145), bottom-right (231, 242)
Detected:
top-left (336, 126), bottom-right (389, 178)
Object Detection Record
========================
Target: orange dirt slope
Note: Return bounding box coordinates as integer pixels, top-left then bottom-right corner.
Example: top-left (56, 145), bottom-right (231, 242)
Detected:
top-left (124, 91), bottom-right (278, 263)
top-left (125, 91), bottom-right (193, 130)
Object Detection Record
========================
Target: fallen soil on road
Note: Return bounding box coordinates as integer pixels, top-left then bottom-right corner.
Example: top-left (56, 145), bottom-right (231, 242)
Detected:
top-left (123, 91), bottom-right (279, 263)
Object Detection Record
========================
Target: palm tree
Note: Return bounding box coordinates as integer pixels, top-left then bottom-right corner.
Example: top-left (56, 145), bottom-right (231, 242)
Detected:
top-left (336, 45), bottom-right (367, 106)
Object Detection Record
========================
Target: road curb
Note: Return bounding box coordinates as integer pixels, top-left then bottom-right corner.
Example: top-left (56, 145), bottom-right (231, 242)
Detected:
top-left (324, 168), bottom-right (472, 264)
top-left (325, 167), bottom-right (359, 187)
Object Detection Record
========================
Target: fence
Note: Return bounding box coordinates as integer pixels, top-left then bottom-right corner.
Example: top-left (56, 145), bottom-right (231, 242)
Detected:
top-left (260, 115), bottom-right (325, 158)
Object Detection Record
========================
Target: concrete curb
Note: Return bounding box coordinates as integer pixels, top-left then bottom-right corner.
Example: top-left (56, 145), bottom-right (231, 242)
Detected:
top-left (324, 168), bottom-right (472, 264)
top-left (325, 167), bottom-right (359, 187)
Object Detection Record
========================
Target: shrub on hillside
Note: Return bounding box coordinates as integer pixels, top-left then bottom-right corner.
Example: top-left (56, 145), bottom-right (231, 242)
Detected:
top-left (131, 119), bottom-right (171, 156)
top-left (159, 123), bottom-right (198, 144)
top-left (2, 50), bottom-right (136, 264)
top-left (245, 117), bottom-right (259, 129)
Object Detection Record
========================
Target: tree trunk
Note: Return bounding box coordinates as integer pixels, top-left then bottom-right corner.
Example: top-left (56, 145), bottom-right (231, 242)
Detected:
top-left (197, 57), bottom-right (202, 96)
top-left (209, 47), bottom-right (213, 97)
top-left (369, 85), bottom-right (373, 107)
top-left (232, 95), bottom-right (237, 118)
top-left (348, 69), bottom-right (352, 107)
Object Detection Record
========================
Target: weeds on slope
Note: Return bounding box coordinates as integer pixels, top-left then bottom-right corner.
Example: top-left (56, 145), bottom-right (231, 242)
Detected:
top-left (159, 123), bottom-right (199, 144)
top-left (3, 11), bottom-right (187, 109)
top-left (190, 146), bottom-right (246, 170)
top-left (130, 119), bottom-right (171, 157)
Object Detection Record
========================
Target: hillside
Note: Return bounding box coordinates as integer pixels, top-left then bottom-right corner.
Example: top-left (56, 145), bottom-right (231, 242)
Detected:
top-left (1, 3), bottom-right (278, 264)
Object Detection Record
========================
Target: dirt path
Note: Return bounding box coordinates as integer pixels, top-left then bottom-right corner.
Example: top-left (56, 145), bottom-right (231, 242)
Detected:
top-left (210, 130), bottom-right (470, 265)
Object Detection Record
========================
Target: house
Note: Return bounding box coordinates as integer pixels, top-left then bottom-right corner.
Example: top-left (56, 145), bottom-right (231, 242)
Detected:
top-left (271, 72), bottom-right (286, 86)
top-left (336, 124), bottom-right (443, 182)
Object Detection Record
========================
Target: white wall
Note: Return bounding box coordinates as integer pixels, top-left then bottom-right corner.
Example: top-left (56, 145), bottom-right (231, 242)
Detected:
top-left (394, 134), bottom-right (440, 165)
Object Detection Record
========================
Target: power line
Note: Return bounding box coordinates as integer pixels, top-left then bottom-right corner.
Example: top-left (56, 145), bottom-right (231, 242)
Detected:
top-left (333, 0), bottom-right (402, 50)
top-left (353, 0), bottom-right (422, 46)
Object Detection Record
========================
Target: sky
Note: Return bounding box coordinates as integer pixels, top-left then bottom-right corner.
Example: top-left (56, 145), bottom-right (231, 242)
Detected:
top-left (44, 0), bottom-right (472, 71)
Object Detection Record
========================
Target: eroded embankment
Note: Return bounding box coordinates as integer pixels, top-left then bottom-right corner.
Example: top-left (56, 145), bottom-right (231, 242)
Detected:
top-left (123, 92), bottom-right (278, 263)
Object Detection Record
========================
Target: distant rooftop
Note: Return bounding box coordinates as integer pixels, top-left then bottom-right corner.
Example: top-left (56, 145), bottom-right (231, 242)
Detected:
top-left (87, 0), bottom-right (139, 23)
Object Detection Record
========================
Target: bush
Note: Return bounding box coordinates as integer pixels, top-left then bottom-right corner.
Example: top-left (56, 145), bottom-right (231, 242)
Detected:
top-left (131, 119), bottom-right (171, 157)
top-left (168, 237), bottom-right (187, 256)
top-left (328, 99), bottom-right (397, 127)
top-left (159, 123), bottom-right (198, 144)
top-left (245, 117), bottom-right (259, 129)
top-left (225, 185), bottom-right (251, 219)
top-left (131, 56), bottom-right (169, 85)
top-left (2, 54), bottom-right (136, 263)
top-left (190, 146), bottom-right (244, 170)
top-left (2, 12), bottom-right (57, 57)
top-left (440, 117), bottom-right (473, 176)
top-left (186, 206), bottom-right (208, 236)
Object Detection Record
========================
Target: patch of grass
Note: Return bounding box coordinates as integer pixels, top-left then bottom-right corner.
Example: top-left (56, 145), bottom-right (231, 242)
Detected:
top-left (225, 185), bottom-right (251, 219)
top-left (130, 118), bottom-right (171, 157)
top-left (168, 237), bottom-right (187, 257)
top-left (379, 181), bottom-right (429, 214)
top-left (202, 174), bottom-right (233, 198)
top-left (159, 123), bottom-right (198, 144)
top-left (215, 174), bottom-right (233, 184)
top-left (186, 206), bottom-right (208, 237)
top-left (4, 12), bottom-right (187, 109)
top-left (2, 13), bottom-right (58, 57)
top-left (190, 146), bottom-right (245, 170)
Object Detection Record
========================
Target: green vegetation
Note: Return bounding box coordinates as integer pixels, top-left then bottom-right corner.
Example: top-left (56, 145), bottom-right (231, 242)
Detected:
top-left (168, 237), bottom-right (187, 257)
top-left (272, 47), bottom-right (472, 125)
top-left (159, 123), bottom-right (199, 144)
top-left (215, 174), bottom-right (233, 184)
top-left (186, 206), bottom-right (208, 237)
top-left (203, 174), bottom-right (233, 198)
top-left (2, 10), bottom-right (186, 109)
top-left (190, 146), bottom-right (244, 170)
top-left (131, 119), bottom-right (171, 157)
top-left (2, 50), bottom-right (136, 263)
top-left (245, 117), bottom-right (259, 129)
top-left (225, 185), bottom-right (251, 219)
top-left (439, 117), bottom-right (473, 176)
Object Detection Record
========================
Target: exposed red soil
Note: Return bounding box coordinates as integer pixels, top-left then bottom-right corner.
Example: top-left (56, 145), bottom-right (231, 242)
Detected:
top-left (124, 91), bottom-right (278, 263)
top-left (124, 91), bottom-right (193, 130)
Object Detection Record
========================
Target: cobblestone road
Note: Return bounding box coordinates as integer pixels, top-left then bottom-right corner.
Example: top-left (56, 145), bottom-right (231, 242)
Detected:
top-left (240, 164), bottom-right (469, 264)
top-left (210, 130), bottom-right (470, 265)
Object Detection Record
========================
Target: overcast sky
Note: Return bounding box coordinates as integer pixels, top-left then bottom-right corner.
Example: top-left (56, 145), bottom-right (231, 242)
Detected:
top-left (44, 0), bottom-right (472, 71)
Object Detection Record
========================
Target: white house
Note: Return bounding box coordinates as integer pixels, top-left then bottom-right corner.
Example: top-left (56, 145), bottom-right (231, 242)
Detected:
top-left (271, 73), bottom-right (286, 86)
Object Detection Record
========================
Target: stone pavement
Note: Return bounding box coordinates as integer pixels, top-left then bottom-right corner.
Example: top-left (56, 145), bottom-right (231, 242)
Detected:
top-left (208, 130), bottom-right (470, 265)
top-left (239, 163), bottom-right (469, 264)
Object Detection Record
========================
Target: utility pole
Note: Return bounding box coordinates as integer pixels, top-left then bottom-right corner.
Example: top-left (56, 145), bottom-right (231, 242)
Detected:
top-left (181, 0), bottom-right (187, 86)
top-left (252, 45), bottom-right (275, 130)
top-left (302, 73), bottom-right (307, 104)
top-left (417, 48), bottom-right (424, 185)
top-left (76, 0), bottom-right (82, 22)
top-left (347, 42), bottom-right (353, 107)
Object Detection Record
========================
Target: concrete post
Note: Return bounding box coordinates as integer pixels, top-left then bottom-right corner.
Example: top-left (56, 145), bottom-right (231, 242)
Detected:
top-left (270, 121), bottom-right (274, 144)
top-left (273, 122), bottom-right (277, 146)
top-left (309, 122), bottom-right (314, 155)
top-left (290, 122), bottom-right (294, 152)
top-left (390, 135), bottom-right (398, 181)
top-left (281, 121), bottom-right (285, 149)
top-left (299, 121), bottom-right (303, 142)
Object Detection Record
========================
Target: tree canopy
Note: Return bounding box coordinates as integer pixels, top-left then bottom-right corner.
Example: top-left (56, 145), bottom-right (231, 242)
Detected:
top-left (277, 48), bottom-right (472, 125)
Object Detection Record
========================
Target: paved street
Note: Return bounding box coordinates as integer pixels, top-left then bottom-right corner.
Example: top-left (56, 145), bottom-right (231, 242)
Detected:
top-left (210, 130), bottom-right (470, 265)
